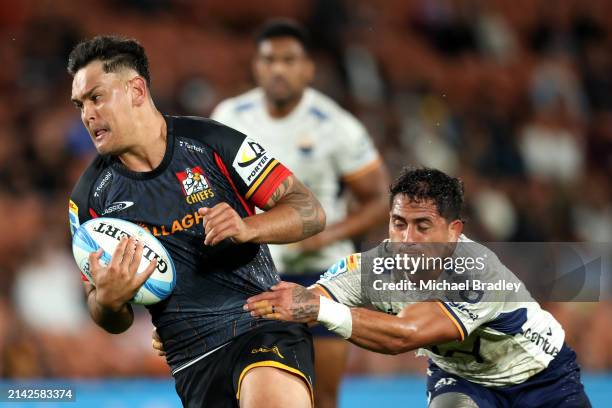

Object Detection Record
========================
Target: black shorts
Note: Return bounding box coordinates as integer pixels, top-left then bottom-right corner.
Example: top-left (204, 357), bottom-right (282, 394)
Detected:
top-left (173, 321), bottom-right (314, 408)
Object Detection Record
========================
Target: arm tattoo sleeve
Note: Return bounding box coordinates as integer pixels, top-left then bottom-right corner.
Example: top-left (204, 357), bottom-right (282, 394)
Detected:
top-left (263, 176), bottom-right (325, 237)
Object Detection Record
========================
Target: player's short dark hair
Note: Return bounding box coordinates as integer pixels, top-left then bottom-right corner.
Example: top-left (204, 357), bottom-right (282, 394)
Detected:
top-left (255, 19), bottom-right (311, 52)
top-left (67, 35), bottom-right (151, 87)
top-left (390, 167), bottom-right (464, 221)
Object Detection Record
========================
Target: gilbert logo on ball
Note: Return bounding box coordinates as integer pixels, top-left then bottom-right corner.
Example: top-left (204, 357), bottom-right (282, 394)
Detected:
top-left (72, 217), bottom-right (176, 305)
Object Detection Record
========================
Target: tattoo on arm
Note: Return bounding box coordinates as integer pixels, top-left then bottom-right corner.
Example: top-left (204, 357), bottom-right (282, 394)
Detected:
top-left (263, 176), bottom-right (325, 238)
top-left (290, 286), bottom-right (319, 321)
top-left (269, 178), bottom-right (289, 205)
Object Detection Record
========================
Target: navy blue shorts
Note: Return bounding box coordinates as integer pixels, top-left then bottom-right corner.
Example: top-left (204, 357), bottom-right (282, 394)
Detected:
top-left (427, 343), bottom-right (591, 407)
top-left (282, 272), bottom-right (337, 338)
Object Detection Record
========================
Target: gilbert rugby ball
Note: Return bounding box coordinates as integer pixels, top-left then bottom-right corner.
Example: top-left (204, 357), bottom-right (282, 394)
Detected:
top-left (72, 217), bottom-right (176, 305)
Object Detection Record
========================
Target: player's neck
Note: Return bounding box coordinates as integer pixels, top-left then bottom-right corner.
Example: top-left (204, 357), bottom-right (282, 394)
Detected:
top-left (117, 109), bottom-right (167, 172)
top-left (266, 93), bottom-right (303, 119)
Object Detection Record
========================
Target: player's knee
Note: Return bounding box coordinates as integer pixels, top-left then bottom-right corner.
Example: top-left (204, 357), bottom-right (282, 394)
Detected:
top-left (239, 366), bottom-right (312, 408)
top-left (429, 392), bottom-right (479, 408)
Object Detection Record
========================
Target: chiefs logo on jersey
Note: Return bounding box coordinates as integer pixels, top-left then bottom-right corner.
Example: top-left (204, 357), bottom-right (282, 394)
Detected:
top-left (175, 166), bottom-right (215, 204)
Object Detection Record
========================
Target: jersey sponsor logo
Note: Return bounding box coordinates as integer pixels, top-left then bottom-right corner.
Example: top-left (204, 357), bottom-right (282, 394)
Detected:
top-left (175, 166), bottom-right (215, 204)
top-left (251, 345), bottom-right (284, 359)
top-left (91, 221), bottom-right (169, 274)
top-left (68, 199), bottom-right (79, 235)
top-left (237, 140), bottom-right (266, 167)
top-left (101, 201), bottom-right (134, 215)
top-left (177, 140), bottom-right (205, 154)
top-left (434, 377), bottom-right (457, 391)
top-left (522, 327), bottom-right (560, 357)
top-left (139, 210), bottom-right (206, 237)
top-left (232, 138), bottom-right (272, 186)
top-left (447, 301), bottom-right (479, 321)
top-left (93, 171), bottom-right (112, 197)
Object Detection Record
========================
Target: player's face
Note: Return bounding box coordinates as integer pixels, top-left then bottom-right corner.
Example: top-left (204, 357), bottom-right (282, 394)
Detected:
top-left (388, 194), bottom-right (462, 244)
top-left (253, 37), bottom-right (314, 106)
top-left (71, 61), bottom-right (135, 155)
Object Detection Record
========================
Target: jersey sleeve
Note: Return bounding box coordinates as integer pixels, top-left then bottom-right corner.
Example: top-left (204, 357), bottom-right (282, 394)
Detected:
top-left (208, 121), bottom-right (292, 210)
top-left (436, 247), bottom-right (515, 340)
top-left (436, 299), bottom-right (501, 342)
top-left (315, 253), bottom-right (365, 307)
top-left (435, 272), bottom-right (505, 341)
top-left (332, 112), bottom-right (381, 181)
top-left (69, 156), bottom-right (106, 281)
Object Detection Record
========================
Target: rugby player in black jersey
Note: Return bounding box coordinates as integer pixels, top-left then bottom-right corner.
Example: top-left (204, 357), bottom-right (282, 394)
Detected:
top-left (67, 35), bottom-right (325, 408)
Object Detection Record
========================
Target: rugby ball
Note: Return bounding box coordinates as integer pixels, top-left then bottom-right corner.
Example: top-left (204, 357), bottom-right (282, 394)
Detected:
top-left (72, 217), bottom-right (176, 305)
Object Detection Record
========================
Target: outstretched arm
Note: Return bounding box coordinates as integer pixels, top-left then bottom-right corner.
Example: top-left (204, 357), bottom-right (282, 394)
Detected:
top-left (245, 282), bottom-right (461, 355)
top-left (336, 302), bottom-right (460, 354)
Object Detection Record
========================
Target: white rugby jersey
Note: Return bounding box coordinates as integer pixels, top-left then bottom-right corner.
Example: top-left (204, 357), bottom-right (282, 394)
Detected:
top-left (316, 235), bottom-right (566, 387)
top-left (212, 87), bottom-right (381, 274)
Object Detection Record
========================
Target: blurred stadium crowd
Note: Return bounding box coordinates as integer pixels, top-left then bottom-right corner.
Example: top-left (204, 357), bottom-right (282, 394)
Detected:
top-left (0, 0), bottom-right (610, 380)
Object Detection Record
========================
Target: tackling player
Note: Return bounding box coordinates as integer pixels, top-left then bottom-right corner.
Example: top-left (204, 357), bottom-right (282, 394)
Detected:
top-left (211, 19), bottom-right (390, 407)
top-left (245, 167), bottom-right (591, 408)
top-left (67, 35), bottom-right (325, 408)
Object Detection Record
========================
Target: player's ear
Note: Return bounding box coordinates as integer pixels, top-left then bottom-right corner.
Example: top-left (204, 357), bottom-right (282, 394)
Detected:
top-left (448, 219), bottom-right (463, 241)
top-left (128, 76), bottom-right (148, 107)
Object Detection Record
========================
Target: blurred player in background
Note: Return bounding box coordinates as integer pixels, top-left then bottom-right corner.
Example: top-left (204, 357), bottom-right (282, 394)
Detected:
top-left (246, 167), bottom-right (592, 408)
top-left (67, 35), bottom-right (325, 408)
top-left (211, 19), bottom-right (390, 407)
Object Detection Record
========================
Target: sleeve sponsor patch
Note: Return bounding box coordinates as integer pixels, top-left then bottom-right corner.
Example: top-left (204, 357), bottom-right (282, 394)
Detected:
top-left (320, 254), bottom-right (360, 281)
top-left (232, 137), bottom-right (291, 208)
top-left (232, 138), bottom-right (271, 187)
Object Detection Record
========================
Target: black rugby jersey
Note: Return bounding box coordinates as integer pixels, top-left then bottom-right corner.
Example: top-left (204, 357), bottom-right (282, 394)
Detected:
top-left (68, 115), bottom-right (292, 372)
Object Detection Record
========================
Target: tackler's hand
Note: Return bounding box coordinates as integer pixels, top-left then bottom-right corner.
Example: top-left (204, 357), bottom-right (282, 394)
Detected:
top-left (244, 281), bottom-right (320, 324)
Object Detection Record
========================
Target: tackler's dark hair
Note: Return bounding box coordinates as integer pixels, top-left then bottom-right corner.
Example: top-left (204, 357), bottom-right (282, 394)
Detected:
top-left (390, 167), bottom-right (464, 221)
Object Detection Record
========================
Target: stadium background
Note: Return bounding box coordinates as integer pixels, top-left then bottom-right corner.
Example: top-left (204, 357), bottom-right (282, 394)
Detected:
top-left (0, 0), bottom-right (610, 406)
